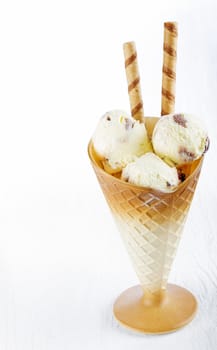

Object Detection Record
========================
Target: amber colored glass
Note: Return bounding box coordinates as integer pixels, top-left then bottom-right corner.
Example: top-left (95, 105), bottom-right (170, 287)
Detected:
top-left (88, 117), bottom-right (203, 334)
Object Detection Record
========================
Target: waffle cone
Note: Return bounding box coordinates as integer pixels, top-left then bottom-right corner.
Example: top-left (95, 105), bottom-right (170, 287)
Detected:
top-left (88, 118), bottom-right (203, 293)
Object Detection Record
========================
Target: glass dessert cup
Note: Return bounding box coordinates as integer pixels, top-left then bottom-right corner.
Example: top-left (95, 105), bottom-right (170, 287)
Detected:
top-left (88, 117), bottom-right (203, 334)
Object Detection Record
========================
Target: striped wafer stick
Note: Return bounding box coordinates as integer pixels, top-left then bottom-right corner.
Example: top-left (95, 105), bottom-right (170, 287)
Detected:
top-left (161, 22), bottom-right (178, 116)
top-left (123, 42), bottom-right (144, 122)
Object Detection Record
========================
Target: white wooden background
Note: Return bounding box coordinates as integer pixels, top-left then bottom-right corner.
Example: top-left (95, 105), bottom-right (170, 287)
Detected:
top-left (0, 0), bottom-right (217, 349)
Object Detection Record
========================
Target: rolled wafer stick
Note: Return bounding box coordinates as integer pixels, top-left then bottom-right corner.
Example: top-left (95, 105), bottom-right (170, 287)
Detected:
top-left (161, 22), bottom-right (178, 116)
top-left (123, 42), bottom-right (144, 122)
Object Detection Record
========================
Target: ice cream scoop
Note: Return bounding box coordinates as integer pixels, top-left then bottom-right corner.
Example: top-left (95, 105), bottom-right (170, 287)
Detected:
top-left (122, 152), bottom-right (180, 192)
top-left (92, 110), bottom-right (151, 173)
top-left (152, 113), bottom-right (209, 166)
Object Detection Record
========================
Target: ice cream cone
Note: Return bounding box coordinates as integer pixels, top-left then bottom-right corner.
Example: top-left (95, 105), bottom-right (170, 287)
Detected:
top-left (88, 117), bottom-right (204, 334)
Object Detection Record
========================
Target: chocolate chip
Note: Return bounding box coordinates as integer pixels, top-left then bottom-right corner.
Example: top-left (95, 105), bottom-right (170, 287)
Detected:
top-left (173, 114), bottom-right (187, 128)
top-left (166, 181), bottom-right (171, 187)
top-left (178, 170), bottom-right (186, 182)
top-left (179, 147), bottom-right (196, 162)
top-left (106, 115), bottom-right (111, 121)
top-left (124, 118), bottom-right (133, 130)
top-left (204, 136), bottom-right (210, 154)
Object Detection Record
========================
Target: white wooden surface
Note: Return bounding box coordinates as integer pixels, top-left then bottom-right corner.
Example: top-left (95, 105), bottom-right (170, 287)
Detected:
top-left (0, 0), bottom-right (217, 349)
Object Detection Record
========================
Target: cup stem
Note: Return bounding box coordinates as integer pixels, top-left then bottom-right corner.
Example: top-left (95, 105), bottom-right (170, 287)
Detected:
top-left (142, 287), bottom-right (166, 306)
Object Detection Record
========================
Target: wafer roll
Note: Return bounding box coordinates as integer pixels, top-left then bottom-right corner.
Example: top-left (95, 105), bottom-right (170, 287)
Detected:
top-left (161, 22), bottom-right (178, 116)
top-left (123, 42), bottom-right (144, 122)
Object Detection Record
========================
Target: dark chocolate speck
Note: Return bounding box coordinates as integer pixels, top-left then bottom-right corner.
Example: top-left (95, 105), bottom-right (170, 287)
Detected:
top-left (178, 170), bottom-right (186, 182)
top-left (173, 114), bottom-right (187, 128)
top-left (179, 147), bottom-right (196, 161)
top-left (124, 118), bottom-right (133, 130)
top-left (204, 136), bottom-right (210, 154)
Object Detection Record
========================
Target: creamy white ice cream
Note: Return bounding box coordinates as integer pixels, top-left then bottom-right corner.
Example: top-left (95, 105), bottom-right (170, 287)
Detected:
top-left (122, 152), bottom-right (180, 192)
top-left (152, 113), bottom-right (209, 165)
top-left (92, 110), bottom-right (151, 173)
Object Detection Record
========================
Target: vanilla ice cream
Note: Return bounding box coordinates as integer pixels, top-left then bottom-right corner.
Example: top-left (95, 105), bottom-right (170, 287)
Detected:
top-left (122, 152), bottom-right (180, 192)
top-left (152, 113), bottom-right (209, 166)
top-left (92, 110), bottom-right (151, 173)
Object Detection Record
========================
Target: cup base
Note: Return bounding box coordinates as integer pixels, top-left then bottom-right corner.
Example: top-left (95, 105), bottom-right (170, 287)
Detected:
top-left (113, 283), bottom-right (197, 334)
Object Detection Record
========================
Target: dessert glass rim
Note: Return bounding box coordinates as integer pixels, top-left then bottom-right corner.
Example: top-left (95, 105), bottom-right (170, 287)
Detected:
top-left (88, 140), bottom-right (204, 196)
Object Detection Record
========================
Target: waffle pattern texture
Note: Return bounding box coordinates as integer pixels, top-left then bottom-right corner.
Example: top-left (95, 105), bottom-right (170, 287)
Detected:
top-left (90, 145), bottom-right (202, 293)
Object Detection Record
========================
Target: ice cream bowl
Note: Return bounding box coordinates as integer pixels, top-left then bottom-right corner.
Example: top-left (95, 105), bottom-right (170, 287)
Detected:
top-left (88, 117), bottom-right (204, 334)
